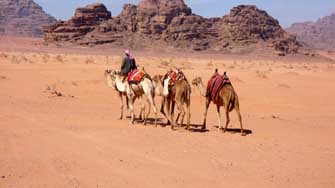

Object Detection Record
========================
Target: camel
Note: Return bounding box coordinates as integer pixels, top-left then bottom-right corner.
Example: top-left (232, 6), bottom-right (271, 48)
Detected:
top-left (110, 69), bottom-right (157, 126)
top-left (192, 70), bottom-right (245, 136)
top-left (104, 69), bottom-right (144, 121)
top-left (152, 73), bottom-right (191, 130)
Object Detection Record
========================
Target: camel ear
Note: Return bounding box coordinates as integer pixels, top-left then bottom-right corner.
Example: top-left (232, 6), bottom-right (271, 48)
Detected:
top-left (224, 71), bottom-right (227, 76)
top-left (215, 68), bottom-right (218, 73)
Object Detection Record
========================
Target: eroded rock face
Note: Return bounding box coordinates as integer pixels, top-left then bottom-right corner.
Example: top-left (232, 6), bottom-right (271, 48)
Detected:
top-left (44, 1), bottom-right (301, 54)
top-left (287, 14), bottom-right (335, 50)
top-left (216, 5), bottom-right (301, 54)
top-left (0, 0), bottom-right (56, 37)
top-left (43, 3), bottom-right (111, 42)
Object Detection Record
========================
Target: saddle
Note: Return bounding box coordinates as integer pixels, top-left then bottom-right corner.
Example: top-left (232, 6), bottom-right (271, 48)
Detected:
top-left (164, 68), bottom-right (186, 86)
top-left (127, 69), bottom-right (146, 84)
top-left (206, 71), bottom-right (231, 105)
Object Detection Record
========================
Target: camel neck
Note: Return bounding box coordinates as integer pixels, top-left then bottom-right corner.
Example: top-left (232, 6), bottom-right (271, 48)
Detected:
top-left (196, 81), bottom-right (207, 97)
top-left (114, 75), bottom-right (126, 92)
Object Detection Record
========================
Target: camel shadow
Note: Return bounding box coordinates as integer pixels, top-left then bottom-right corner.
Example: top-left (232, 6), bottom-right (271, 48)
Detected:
top-left (126, 116), bottom-right (209, 133)
top-left (213, 126), bottom-right (253, 135)
top-left (125, 116), bottom-right (165, 124)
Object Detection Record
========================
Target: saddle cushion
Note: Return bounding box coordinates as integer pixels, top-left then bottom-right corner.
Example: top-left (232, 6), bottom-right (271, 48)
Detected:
top-left (127, 69), bottom-right (145, 83)
top-left (206, 72), bottom-right (231, 105)
top-left (165, 69), bottom-right (186, 85)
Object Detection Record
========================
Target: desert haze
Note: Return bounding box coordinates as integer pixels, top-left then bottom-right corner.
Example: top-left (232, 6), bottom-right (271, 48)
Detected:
top-left (0, 36), bottom-right (335, 188)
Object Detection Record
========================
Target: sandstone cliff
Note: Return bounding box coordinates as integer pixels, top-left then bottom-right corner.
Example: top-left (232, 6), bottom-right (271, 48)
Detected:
top-left (0, 0), bottom-right (56, 37)
top-left (44, 0), bottom-right (301, 54)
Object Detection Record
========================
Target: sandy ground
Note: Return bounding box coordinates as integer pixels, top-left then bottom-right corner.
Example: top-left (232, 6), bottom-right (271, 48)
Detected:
top-left (1, 37), bottom-right (335, 188)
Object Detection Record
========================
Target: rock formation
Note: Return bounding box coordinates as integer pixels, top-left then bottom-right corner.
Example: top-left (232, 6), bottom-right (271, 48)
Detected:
top-left (43, 3), bottom-right (111, 42)
top-left (44, 0), bottom-right (301, 54)
top-left (0, 0), bottom-right (56, 37)
top-left (286, 13), bottom-right (335, 50)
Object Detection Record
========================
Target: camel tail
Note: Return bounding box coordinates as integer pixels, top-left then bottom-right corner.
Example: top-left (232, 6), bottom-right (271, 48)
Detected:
top-left (228, 92), bottom-right (236, 112)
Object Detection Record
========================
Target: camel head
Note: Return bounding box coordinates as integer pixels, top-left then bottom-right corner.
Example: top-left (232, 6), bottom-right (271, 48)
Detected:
top-left (104, 69), bottom-right (112, 77)
top-left (192, 77), bottom-right (202, 86)
top-left (104, 69), bottom-right (117, 88)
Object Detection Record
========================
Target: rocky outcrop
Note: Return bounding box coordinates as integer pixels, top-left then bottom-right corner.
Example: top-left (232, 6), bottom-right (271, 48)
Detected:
top-left (43, 3), bottom-right (111, 42)
top-left (286, 14), bottom-right (335, 50)
top-left (44, 0), bottom-right (301, 54)
top-left (0, 0), bottom-right (56, 37)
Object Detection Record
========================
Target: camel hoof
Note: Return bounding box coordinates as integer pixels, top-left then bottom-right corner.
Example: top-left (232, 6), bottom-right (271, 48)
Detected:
top-left (218, 128), bottom-right (224, 132)
top-left (241, 133), bottom-right (247, 136)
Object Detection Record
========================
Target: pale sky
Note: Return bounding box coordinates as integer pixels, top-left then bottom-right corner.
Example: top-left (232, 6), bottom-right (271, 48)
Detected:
top-left (35, 0), bottom-right (335, 27)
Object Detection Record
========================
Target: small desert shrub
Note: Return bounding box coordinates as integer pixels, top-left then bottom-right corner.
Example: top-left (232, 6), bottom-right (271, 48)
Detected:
top-left (42, 53), bottom-right (50, 63)
top-left (160, 59), bottom-right (170, 67)
top-left (207, 61), bottom-right (213, 67)
top-left (227, 65), bottom-right (235, 69)
top-left (10, 55), bottom-right (30, 64)
top-left (85, 57), bottom-right (95, 64)
top-left (55, 55), bottom-right (64, 63)
top-left (256, 70), bottom-right (268, 79)
top-left (0, 53), bottom-right (8, 58)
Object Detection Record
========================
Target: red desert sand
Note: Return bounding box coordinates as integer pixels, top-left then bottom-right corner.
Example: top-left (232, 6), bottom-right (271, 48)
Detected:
top-left (1, 36), bottom-right (335, 188)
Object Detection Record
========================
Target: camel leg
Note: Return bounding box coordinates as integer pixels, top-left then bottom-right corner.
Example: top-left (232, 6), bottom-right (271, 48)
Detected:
top-left (149, 96), bottom-right (158, 127)
top-left (125, 94), bottom-right (129, 109)
top-left (118, 92), bottom-right (124, 120)
top-left (145, 94), bottom-right (157, 127)
top-left (171, 100), bottom-right (176, 123)
top-left (166, 98), bottom-right (176, 130)
top-left (144, 97), bottom-right (150, 126)
top-left (139, 96), bottom-right (145, 121)
top-left (234, 103), bottom-right (245, 136)
top-left (180, 106), bottom-right (186, 129)
top-left (223, 106), bottom-right (230, 133)
top-left (202, 99), bottom-right (211, 130)
top-left (160, 97), bottom-right (170, 125)
top-left (128, 96), bottom-right (136, 125)
top-left (216, 105), bottom-right (223, 132)
top-left (175, 101), bottom-right (185, 128)
top-left (185, 102), bottom-right (191, 130)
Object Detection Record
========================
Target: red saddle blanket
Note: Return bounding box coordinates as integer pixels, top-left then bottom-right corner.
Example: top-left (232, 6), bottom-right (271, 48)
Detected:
top-left (165, 69), bottom-right (186, 85)
top-left (206, 72), bottom-right (231, 105)
top-left (127, 69), bottom-right (145, 83)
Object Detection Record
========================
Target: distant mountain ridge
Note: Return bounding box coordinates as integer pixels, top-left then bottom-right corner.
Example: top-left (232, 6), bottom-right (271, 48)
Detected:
top-left (43, 0), bottom-right (301, 55)
top-left (0, 0), bottom-right (56, 37)
top-left (286, 13), bottom-right (335, 50)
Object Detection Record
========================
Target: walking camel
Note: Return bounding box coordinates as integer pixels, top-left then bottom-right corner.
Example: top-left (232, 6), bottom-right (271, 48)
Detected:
top-left (192, 69), bottom-right (245, 136)
top-left (110, 69), bottom-right (158, 126)
top-left (104, 69), bottom-right (145, 122)
top-left (152, 71), bottom-right (191, 130)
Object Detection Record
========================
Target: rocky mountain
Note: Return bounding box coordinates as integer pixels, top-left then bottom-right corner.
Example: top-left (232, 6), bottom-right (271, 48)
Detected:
top-left (44, 0), bottom-right (301, 54)
top-left (286, 14), bottom-right (335, 50)
top-left (0, 0), bottom-right (56, 37)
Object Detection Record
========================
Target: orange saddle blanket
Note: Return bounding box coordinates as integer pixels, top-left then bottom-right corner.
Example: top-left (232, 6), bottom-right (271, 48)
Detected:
top-left (127, 69), bottom-right (145, 83)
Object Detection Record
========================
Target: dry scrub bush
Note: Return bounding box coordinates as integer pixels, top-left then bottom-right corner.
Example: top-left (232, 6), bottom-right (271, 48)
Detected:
top-left (10, 54), bottom-right (32, 64)
top-left (207, 60), bottom-right (214, 67)
top-left (42, 53), bottom-right (50, 63)
top-left (85, 57), bottom-right (95, 64)
top-left (0, 53), bottom-right (8, 59)
top-left (55, 55), bottom-right (64, 63)
top-left (256, 70), bottom-right (269, 79)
